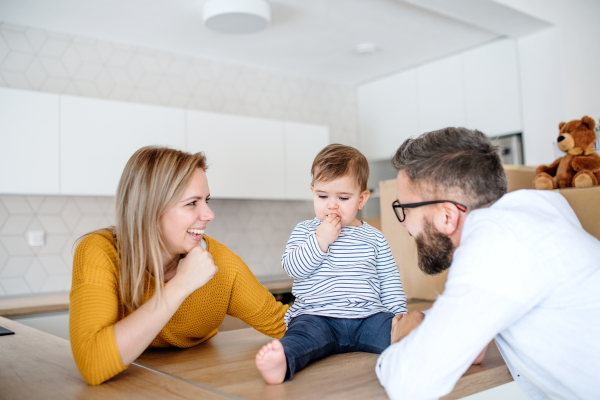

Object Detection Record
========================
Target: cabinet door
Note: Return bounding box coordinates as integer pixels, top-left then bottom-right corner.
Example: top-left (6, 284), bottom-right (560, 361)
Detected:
top-left (463, 39), bottom-right (522, 136)
top-left (0, 88), bottom-right (60, 194)
top-left (284, 122), bottom-right (329, 200)
top-left (60, 96), bottom-right (185, 196)
top-left (416, 54), bottom-right (466, 133)
top-left (358, 69), bottom-right (419, 160)
top-left (187, 111), bottom-right (285, 199)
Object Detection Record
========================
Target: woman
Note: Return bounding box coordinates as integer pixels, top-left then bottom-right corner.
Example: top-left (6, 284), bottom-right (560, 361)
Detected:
top-left (69, 146), bottom-right (288, 385)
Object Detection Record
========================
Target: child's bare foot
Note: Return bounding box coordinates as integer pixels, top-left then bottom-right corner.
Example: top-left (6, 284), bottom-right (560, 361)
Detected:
top-left (473, 344), bottom-right (489, 365)
top-left (255, 339), bottom-right (287, 384)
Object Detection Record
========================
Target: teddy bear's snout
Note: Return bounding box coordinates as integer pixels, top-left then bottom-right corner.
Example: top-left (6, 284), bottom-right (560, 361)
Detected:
top-left (557, 133), bottom-right (575, 152)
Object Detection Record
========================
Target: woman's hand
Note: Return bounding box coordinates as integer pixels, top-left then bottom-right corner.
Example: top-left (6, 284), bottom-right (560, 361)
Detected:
top-left (171, 245), bottom-right (219, 295)
top-left (114, 245), bottom-right (217, 367)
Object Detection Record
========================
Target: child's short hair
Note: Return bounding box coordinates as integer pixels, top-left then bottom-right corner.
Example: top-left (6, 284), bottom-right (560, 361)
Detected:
top-left (311, 144), bottom-right (369, 192)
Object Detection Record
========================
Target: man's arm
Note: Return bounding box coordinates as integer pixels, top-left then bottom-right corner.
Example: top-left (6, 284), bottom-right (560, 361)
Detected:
top-left (377, 283), bottom-right (530, 400)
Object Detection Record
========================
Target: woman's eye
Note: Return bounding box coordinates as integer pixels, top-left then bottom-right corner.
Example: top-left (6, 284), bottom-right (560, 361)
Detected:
top-left (187, 200), bottom-right (197, 206)
top-left (206, 197), bottom-right (210, 204)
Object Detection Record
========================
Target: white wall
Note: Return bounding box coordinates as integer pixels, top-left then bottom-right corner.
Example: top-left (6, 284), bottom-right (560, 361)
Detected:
top-left (496, 0), bottom-right (600, 120)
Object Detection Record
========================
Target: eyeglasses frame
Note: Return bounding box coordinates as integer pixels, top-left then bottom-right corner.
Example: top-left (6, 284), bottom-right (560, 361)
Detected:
top-left (392, 200), bottom-right (467, 223)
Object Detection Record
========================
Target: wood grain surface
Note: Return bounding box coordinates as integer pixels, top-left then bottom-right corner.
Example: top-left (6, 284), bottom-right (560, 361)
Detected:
top-left (0, 317), bottom-right (227, 400)
top-left (0, 293), bottom-right (69, 316)
top-left (136, 327), bottom-right (512, 400)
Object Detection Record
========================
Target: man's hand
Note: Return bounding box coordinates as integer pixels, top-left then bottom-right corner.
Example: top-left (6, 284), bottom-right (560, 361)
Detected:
top-left (315, 214), bottom-right (342, 252)
top-left (391, 311), bottom-right (425, 344)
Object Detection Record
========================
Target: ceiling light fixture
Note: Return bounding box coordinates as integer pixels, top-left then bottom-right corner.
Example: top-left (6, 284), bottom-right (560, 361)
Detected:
top-left (203, 0), bottom-right (271, 34)
top-left (355, 43), bottom-right (379, 55)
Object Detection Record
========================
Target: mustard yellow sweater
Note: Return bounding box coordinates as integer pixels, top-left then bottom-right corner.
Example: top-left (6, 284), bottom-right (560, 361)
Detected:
top-left (69, 231), bottom-right (288, 385)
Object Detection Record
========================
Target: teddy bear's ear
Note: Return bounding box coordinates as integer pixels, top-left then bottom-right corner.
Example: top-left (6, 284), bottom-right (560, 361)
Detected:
top-left (559, 122), bottom-right (566, 129)
top-left (581, 116), bottom-right (595, 130)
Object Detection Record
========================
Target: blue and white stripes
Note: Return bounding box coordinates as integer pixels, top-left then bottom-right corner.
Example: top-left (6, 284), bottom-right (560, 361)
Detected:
top-left (282, 218), bottom-right (407, 326)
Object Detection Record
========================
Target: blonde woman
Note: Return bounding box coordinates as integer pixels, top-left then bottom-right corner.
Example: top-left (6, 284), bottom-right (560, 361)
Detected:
top-left (69, 146), bottom-right (288, 385)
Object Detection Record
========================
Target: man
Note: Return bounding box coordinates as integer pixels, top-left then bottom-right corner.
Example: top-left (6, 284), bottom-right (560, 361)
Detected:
top-left (376, 127), bottom-right (600, 400)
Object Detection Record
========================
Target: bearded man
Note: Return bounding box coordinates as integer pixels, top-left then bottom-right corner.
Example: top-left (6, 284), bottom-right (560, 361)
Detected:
top-left (376, 127), bottom-right (600, 400)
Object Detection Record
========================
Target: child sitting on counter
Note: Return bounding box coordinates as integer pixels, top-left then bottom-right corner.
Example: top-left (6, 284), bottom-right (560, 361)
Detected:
top-left (255, 144), bottom-right (407, 384)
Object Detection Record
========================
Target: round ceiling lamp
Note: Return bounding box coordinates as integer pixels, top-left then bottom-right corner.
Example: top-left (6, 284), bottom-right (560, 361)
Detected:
top-left (203, 0), bottom-right (271, 34)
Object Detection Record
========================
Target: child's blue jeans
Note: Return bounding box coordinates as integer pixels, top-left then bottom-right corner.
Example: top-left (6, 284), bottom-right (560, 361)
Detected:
top-left (280, 311), bottom-right (395, 381)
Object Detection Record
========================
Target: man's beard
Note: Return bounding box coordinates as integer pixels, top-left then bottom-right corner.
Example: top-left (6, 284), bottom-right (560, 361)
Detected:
top-left (415, 218), bottom-right (455, 275)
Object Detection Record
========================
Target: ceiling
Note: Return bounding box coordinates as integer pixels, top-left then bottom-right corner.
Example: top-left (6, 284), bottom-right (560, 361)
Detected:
top-left (0, 0), bottom-right (550, 85)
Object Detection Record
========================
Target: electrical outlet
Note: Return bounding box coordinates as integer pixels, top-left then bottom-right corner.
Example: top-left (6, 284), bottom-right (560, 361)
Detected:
top-left (27, 230), bottom-right (45, 247)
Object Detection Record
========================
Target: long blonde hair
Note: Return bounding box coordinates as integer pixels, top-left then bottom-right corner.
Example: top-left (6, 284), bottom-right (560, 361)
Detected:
top-left (90, 146), bottom-right (207, 311)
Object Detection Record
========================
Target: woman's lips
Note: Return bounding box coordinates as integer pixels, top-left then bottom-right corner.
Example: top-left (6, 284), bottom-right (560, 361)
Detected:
top-left (187, 228), bottom-right (204, 241)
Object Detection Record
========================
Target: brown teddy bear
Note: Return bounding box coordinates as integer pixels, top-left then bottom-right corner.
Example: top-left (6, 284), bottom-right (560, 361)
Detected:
top-left (533, 116), bottom-right (600, 190)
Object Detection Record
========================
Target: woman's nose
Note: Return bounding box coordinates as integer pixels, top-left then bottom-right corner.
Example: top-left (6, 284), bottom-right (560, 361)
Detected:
top-left (200, 205), bottom-right (215, 222)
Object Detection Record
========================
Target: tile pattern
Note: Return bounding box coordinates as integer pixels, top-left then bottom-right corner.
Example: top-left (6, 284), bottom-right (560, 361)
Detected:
top-left (0, 21), bottom-right (359, 298)
top-left (0, 195), bottom-right (315, 297)
top-left (0, 21), bottom-right (359, 147)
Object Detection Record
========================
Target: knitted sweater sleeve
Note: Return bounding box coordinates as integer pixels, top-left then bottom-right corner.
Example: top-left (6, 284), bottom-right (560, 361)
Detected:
top-left (225, 252), bottom-right (288, 339)
top-left (69, 233), bottom-right (126, 385)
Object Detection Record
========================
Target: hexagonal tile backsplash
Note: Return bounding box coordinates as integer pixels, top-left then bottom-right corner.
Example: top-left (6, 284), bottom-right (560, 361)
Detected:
top-left (0, 195), bottom-right (316, 297)
top-left (0, 20), bottom-right (359, 297)
top-left (0, 21), bottom-right (359, 147)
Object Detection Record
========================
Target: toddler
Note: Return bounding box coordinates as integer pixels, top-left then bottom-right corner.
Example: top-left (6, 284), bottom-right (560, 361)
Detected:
top-left (255, 144), bottom-right (407, 384)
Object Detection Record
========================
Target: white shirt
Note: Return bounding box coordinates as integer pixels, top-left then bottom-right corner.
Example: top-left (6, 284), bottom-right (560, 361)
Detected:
top-left (376, 190), bottom-right (600, 400)
top-left (282, 218), bottom-right (407, 326)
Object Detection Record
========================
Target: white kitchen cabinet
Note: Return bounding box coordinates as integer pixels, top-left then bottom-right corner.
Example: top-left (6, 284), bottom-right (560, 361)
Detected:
top-left (463, 39), bottom-right (522, 136)
top-left (416, 54), bottom-right (466, 133)
top-left (284, 122), bottom-right (330, 200)
top-left (187, 110), bottom-right (285, 199)
top-left (0, 88), bottom-right (60, 195)
top-left (358, 69), bottom-right (419, 161)
top-left (60, 96), bottom-right (185, 196)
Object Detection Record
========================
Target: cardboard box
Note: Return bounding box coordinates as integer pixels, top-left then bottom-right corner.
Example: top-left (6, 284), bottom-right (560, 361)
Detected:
top-left (380, 165), bottom-right (600, 300)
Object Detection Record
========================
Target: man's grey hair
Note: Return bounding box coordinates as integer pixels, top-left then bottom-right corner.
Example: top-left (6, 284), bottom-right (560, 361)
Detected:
top-left (392, 127), bottom-right (507, 210)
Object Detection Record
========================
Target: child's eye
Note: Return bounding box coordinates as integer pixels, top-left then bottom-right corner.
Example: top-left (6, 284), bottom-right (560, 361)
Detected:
top-left (339, 197), bottom-right (349, 201)
top-left (318, 195), bottom-right (327, 199)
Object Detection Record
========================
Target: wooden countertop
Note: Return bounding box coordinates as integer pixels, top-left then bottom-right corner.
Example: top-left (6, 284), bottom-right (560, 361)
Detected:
top-left (0, 278), bottom-right (294, 317)
top-left (1, 315), bottom-right (512, 399)
top-left (136, 327), bottom-right (512, 400)
top-left (0, 292), bottom-right (70, 317)
top-left (0, 316), bottom-right (228, 400)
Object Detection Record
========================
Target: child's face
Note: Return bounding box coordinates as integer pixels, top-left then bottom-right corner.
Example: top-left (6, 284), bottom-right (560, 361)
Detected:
top-left (311, 175), bottom-right (369, 227)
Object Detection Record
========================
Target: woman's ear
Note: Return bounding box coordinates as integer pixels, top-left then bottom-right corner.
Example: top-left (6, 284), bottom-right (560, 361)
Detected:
top-left (358, 190), bottom-right (370, 210)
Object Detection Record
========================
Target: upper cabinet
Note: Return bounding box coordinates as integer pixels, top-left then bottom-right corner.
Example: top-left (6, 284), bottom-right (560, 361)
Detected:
top-left (0, 87), bottom-right (329, 199)
top-left (462, 39), bottom-right (522, 137)
top-left (0, 88), bottom-right (60, 195)
top-left (416, 54), bottom-right (466, 133)
top-left (60, 95), bottom-right (185, 196)
top-left (187, 112), bottom-right (330, 200)
top-left (358, 70), bottom-right (419, 161)
top-left (187, 111), bottom-right (285, 199)
top-left (358, 38), bottom-right (522, 160)
top-left (284, 122), bottom-right (330, 200)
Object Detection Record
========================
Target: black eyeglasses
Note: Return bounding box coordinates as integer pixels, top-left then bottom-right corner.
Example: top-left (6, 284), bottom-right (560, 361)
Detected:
top-left (392, 200), bottom-right (467, 223)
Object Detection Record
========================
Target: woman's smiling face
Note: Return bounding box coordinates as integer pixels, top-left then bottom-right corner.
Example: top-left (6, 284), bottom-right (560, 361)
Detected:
top-left (159, 168), bottom-right (214, 263)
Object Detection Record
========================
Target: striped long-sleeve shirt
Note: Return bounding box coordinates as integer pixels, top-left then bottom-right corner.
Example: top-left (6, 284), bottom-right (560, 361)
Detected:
top-left (282, 218), bottom-right (407, 326)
